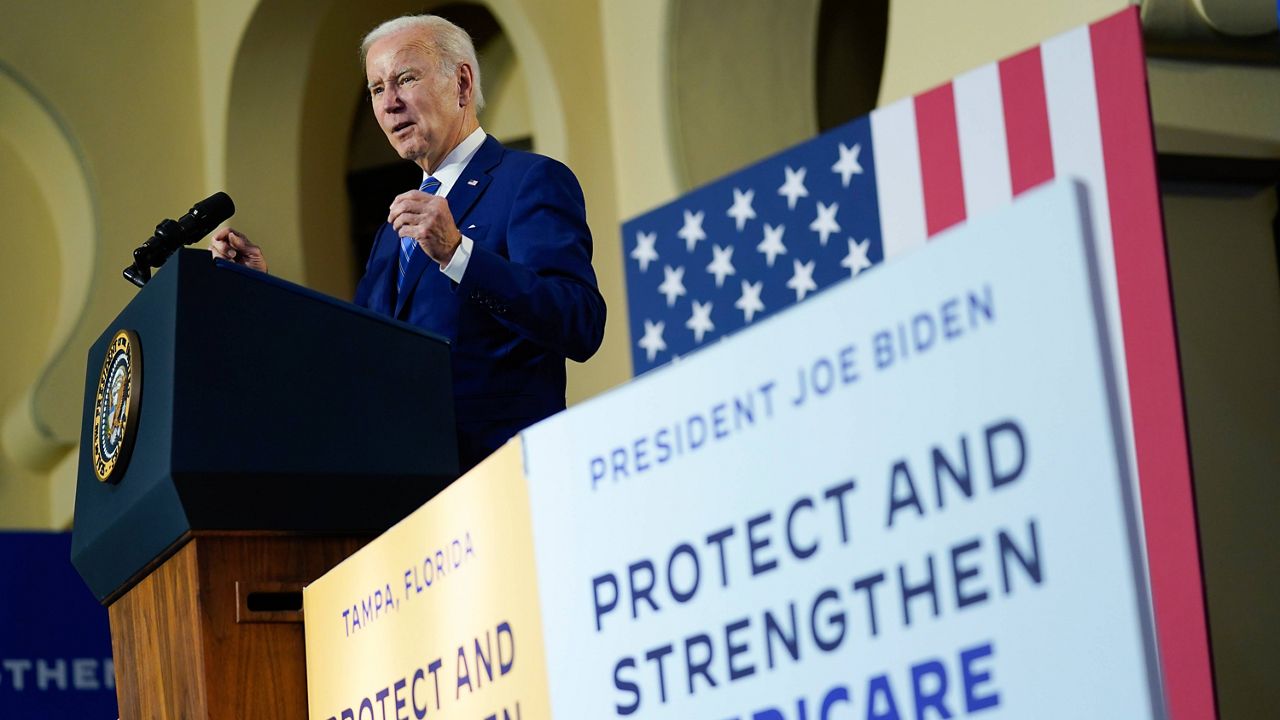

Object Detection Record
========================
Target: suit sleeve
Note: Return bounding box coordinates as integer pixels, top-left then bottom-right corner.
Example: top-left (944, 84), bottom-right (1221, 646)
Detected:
top-left (454, 158), bottom-right (607, 363)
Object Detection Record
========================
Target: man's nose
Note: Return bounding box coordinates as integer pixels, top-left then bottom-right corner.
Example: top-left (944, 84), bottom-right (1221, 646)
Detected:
top-left (378, 85), bottom-right (403, 112)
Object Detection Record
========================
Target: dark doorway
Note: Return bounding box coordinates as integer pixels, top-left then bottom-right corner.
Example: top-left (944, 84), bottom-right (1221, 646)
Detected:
top-left (815, 0), bottom-right (889, 132)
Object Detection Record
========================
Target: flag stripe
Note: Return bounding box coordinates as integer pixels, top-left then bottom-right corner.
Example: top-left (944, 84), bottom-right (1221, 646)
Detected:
top-left (1042, 26), bottom-right (1153, 631)
top-left (999, 47), bottom-right (1055, 195)
top-left (954, 64), bottom-right (1013, 221)
top-left (1091, 11), bottom-right (1216, 720)
top-left (915, 83), bottom-right (967, 237)
top-left (1042, 27), bottom-right (1132, 437)
top-left (870, 98), bottom-right (927, 260)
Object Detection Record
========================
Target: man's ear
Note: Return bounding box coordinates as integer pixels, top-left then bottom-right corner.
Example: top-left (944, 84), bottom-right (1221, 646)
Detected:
top-left (457, 63), bottom-right (475, 108)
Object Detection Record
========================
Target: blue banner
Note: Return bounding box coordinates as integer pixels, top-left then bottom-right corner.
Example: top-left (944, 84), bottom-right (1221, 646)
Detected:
top-left (0, 532), bottom-right (117, 718)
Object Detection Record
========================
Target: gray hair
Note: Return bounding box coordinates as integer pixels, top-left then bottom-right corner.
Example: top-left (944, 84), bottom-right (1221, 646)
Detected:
top-left (360, 15), bottom-right (486, 111)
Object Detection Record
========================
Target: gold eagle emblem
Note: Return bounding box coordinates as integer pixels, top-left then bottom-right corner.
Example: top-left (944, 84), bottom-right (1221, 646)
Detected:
top-left (91, 329), bottom-right (143, 484)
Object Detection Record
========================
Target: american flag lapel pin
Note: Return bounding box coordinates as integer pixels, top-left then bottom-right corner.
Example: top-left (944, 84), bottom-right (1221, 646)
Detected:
top-left (467, 179), bottom-right (479, 186)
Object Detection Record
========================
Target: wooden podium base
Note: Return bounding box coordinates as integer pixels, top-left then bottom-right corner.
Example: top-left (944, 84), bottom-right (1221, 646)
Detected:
top-left (107, 533), bottom-right (368, 720)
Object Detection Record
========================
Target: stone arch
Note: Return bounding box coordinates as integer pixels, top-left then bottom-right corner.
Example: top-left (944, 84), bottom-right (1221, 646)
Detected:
top-left (0, 64), bottom-right (98, 472)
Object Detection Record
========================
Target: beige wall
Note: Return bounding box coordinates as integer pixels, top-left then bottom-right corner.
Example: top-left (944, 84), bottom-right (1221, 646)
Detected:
top-left (878, 0), bottom-right (1135, 103)
top-left (1, 0), bottom-right (207, 527)
top-left (0, 136), bottom-right (58, 527)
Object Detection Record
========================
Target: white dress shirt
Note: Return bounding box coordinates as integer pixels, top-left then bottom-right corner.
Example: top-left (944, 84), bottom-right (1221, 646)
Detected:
top-left (424, 126), bottom-right (487, 282)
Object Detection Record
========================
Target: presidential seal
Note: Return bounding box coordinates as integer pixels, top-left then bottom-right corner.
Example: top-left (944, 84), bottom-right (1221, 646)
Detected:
top-left (91, 329), bottom-right (142, 484)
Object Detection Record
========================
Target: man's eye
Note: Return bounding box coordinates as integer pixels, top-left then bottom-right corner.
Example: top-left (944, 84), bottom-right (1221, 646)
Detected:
top-left (398, 75), bottom-right (416, 86)
top-left (369, 87), bottom-right (383, 99)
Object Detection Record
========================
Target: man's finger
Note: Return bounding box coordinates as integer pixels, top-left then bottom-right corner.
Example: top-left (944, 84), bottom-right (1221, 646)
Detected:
top-left (388, 200), bottom-right (423, 223)
top-left (210, 236), bottom-right (233, 258)
top-left (395, 214), bottom-right (446, 238)
top-left (392, 211), bottom-right (430, 230)
top-left (392, 221), bottom-right (421, 239)
top-left (388, 192), bottom-right (442, 221)
top-left (388, 194), bottom-right (418, 216)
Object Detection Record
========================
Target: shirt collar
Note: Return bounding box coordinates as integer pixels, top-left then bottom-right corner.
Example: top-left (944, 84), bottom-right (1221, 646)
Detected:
top-left (424, 126), bottom-right (487, 197)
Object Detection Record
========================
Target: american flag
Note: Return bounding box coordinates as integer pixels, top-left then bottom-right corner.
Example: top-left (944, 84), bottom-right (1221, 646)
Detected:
top-left (620, 8), bottom-right (1213, 720)
top-left (623, 116), bottom-right (882, 371)
top-left (623, 17), bottom-right (1130, 373)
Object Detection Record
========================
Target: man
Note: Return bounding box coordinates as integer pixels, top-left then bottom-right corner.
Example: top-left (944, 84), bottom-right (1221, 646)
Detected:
top-left (211, 14), bottom-right (606, 471)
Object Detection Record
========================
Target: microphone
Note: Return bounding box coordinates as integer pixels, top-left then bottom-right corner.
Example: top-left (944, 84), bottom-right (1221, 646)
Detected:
top-left (124, 192), bottom-right (235, 287)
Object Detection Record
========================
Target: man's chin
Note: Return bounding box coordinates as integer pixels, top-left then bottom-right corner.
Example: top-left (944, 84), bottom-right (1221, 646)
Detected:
top-left (395, 144), bottom-right (426, 163)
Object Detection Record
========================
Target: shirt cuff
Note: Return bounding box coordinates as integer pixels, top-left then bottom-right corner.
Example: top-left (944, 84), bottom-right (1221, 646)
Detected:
top-left (440, 234), bottom-right (474, 282)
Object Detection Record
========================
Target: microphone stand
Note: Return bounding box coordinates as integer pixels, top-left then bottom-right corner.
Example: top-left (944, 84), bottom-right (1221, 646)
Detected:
top-left (124, 192), bottom-right (235, 288)
top-left (123, 218), bottom-right (189, 288)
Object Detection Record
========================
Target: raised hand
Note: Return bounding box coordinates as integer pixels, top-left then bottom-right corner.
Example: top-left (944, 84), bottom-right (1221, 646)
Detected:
top-left (389, 190), bottom-right (461, 268)
top-left (210, 227), bottom-right (269, 273)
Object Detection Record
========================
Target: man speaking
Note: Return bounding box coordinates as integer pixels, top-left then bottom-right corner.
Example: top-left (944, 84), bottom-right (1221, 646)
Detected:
top-left (211, 14), bottom-right (606, 471)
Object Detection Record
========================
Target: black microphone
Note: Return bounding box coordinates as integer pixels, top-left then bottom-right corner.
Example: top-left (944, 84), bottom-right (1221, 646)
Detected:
top-left (124, 192), bottom-right (236, 287)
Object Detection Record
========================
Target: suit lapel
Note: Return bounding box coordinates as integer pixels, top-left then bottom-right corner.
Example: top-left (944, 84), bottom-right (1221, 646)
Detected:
top-left (446, 135), bottom-right (501, 226)
top-left (394, 135), bottom-right (504, 318)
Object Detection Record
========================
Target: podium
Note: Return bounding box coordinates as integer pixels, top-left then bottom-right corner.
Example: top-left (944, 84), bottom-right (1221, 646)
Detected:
top-left (70, 250), bottom-right (459, 719)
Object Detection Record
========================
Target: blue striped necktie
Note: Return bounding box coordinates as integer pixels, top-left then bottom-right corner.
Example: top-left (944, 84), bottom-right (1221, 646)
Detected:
top-left (398, 176), bottom-right (442, 293)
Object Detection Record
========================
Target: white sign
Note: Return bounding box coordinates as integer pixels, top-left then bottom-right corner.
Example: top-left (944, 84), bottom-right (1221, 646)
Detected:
top-left (522, 181), bottom-right (1161, 719)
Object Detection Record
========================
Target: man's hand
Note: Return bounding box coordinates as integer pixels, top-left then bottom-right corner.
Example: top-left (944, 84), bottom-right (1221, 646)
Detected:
top-left (210, 228), bottom-right (269, 273)
top-left (389, 190), bottom-right (461, 268)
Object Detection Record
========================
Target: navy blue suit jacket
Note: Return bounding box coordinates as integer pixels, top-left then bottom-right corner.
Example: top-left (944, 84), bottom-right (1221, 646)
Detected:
top-left (354, 136), bottom-right (606, 471)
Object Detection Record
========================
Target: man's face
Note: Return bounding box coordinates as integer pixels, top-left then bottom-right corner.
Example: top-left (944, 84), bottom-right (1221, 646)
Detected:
top-left (365, 29), bottom-right (463, 171)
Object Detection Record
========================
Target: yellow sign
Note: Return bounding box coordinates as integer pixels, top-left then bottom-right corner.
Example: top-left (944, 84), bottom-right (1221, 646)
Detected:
top-left (304, 438), bottom-right (550, 720)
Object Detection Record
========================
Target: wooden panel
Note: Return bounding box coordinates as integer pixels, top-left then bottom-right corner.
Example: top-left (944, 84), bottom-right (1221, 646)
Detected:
top-left (109, 541), bottom-right (209, 719)
top-left (236, 580), bottom-right (305, 624)
top-left (195, 534), bottom-right (367, 720)
top-left (108, 533), bottom-right (369, 720)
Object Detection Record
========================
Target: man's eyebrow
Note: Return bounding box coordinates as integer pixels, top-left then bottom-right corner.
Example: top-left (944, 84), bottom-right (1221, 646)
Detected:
top-left (367, 65), bottom-right (416, 90)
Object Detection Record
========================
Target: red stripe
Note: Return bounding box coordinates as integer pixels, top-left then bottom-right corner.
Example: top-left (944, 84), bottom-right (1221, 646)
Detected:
top-left (1092, 9), bottom-right (1217, 719)
top-left (914, 83), bottom-right (967, 236)
top-left (998, 47), bottom-right (1054, 195)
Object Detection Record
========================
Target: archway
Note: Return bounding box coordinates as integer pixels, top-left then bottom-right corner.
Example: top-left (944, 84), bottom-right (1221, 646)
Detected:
top-left (0, 65), bottom-right (97, 478)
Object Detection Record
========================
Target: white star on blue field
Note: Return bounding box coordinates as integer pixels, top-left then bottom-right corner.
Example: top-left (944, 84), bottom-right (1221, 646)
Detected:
top-left (621, 116), bottom-right (884, 374)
